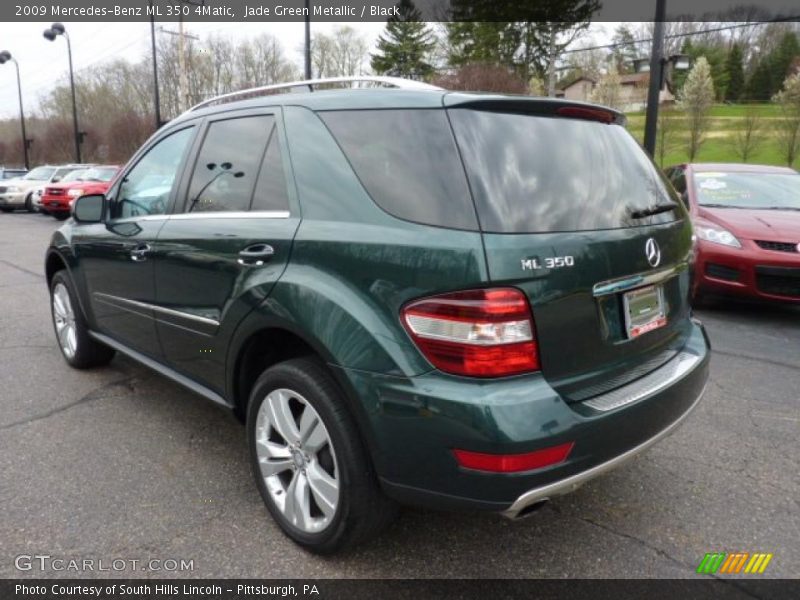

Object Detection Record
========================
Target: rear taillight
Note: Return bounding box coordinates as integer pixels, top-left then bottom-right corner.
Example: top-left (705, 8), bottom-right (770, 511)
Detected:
top-left (556, 106), bottom-right (614, 124)
top-left (401, 288), bottom-right (539, 377)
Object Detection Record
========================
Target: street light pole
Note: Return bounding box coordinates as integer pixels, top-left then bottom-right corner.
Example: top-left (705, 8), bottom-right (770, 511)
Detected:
top-left (0, 51), bottom-right (29, 169)
top-left (304, 0), bottom-right (311, 79)
top-left (643, 0), bottom-right (666, 157)
top-left (44, 23), bottom-right (81, 163)
top-left (149, 0), bottom-right (162, 130)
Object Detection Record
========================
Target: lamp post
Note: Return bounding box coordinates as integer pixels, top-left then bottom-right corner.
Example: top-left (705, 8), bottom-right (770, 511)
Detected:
top-left (148, 0), bottom-right (162, 130)
top-left (304, 0), bottom-right (311, 79)
top-left (43, 23), bottom-right (81, 163)
top-left (0, 51), bottom-right (30, 169)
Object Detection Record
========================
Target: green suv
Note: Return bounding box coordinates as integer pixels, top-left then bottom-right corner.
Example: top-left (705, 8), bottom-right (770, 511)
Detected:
top-left (45, 77), bottom-right (710, 553)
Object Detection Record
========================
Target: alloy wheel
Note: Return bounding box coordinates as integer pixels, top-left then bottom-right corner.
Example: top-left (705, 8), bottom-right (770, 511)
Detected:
top-left (255, 388), bottom-right (340, 534)
top-left (52, 282), bottom-right (77, 359)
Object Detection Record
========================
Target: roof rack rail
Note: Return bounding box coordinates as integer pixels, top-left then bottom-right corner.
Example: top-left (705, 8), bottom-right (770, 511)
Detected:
top-left (187, 76), bottom-right (443, 113)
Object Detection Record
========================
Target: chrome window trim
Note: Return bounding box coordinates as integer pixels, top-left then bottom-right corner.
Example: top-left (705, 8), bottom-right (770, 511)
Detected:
top-left (171, 210), bottom-right (290, 220)
top-left (93, 293), bottom-right (220, 327)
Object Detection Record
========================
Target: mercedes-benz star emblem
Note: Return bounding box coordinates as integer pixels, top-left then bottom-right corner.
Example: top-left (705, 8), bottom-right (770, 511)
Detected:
top-left (645, 238), bottom-right (661, 268)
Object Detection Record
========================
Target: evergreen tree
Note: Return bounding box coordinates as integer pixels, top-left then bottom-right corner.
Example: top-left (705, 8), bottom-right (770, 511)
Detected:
top-left (769, 32), bottom-right (800, 95)
top-left (725, 43), bottom-right (744, 102)
top-left (745, 58), bottom-right (774, 101)
top-left (370, 0), bottom-right (436, 80)
top-left (610, 25), bottom-right (638, 74)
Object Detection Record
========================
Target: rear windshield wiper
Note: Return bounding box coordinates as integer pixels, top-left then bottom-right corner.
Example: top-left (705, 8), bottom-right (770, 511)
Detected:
top-left (629, 202), bottom-right (678, 219)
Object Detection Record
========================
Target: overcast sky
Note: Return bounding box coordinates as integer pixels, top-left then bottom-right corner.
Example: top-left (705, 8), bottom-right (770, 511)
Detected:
top-left (0, 21), bottom-right (615, 119)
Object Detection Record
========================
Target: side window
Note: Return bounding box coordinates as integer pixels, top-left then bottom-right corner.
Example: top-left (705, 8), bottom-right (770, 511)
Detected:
top-left (320, 109), bottom-right (477, 230)
top-left (186, 115), bottom-right (273, 213)
top-left (251, 124), bottom-right (290, 212)
top-left (114, 127), bottom-right (194, 219)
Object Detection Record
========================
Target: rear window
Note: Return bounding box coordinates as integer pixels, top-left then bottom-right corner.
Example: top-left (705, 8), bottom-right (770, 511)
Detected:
top-left (320, 109), bottom-right (477, 230)
top-left (449, 109), bottom-right (680, 233)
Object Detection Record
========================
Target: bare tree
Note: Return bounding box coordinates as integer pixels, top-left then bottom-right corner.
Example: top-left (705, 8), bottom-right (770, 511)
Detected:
top-left (773, 73), bottom-right (800, 167)
top-left (432, 64), bottom-right (527, 93)
top-left (678, 56), bottom-right (715, 161)
top-left (311, 26), bottom-right (370, 78)
top-left (732, 107), bottom-right (763, 162)
top-left (656, 110), bottom-right (679, 167)
top-left (590, 67), bottom-right (623, 111)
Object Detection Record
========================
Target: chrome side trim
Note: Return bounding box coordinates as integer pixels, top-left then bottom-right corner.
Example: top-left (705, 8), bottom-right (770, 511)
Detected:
top-left (93, 292), bottom-right (220, 327)
top-left (501, 381), bottom-right (707, 519)
top-left (109, 215), bottom-right (169, 224)
top-left (584, 351), bottom-right (702, 412)
top-left (592, 264), bottom-right (685, 297)
top-left (170, 210), bottom-right (290, 220)
top-left (88, 331), bottom-right (228, 407)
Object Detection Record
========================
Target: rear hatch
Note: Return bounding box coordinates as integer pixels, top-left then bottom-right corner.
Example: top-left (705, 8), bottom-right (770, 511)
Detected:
top-left (447, 99), bottom-right (694, 402)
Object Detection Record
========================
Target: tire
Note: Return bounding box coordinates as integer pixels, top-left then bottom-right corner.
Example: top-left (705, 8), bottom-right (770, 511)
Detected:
top-left (247, 357), bottom-right (396, 554)
top-left (0, 207), bottom-right (12, 213)
top-left (50, 271), bottom-right (115, 369)
top-left (24, 193), bottom-right (33, 212)
top-left (53, 213), bottom-right (70, 221)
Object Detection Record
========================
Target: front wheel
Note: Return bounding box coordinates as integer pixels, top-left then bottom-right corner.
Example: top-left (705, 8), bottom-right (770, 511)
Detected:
top-left (247, 357), bottom-right (396, 553)
top-left (24, 193), bottom-right (34, 212)
top-left (50, 271), bottom-right (115, 368)
top-left (53, 212), bottom-right (70, 221)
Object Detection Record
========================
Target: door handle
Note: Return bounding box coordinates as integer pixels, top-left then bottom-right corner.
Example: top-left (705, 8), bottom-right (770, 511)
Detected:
top-left (130, 243), bottom-right (152, 262)
top-left (237, 244), bottom-right (274, 266)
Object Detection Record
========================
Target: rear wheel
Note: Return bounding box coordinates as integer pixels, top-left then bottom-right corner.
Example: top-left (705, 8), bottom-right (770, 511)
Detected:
top-left (247, 357), bottom-right (395, 553)
top-left (53, 212), bottom-right (70, 221)
top-left (50, 271), bottom-right (115, 368)
top-left (0, 207), bottom-right (12, 213)
top-left (24, 193), bottom-right (34, 212)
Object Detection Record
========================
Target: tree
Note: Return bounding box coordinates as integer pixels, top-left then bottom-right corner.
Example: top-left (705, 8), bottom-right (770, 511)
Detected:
top-left (370, 0), bottom-right (436, 80)
top-left (656, 110), bottom-right (679, 168)
top-left (610, 25), bottom-right (639, 74)
top-left (312, 26), bottom-right (370, 78)
top-left (773, 73), bottom-right (800, 167)
top-left (445, 0), bottom-right (600, 90)
top-left (589, 68), bottom-right (623, 111)
top-left (725, 43), bottom-right (745, 102)
top-left (732, 107), bottom-right (763, 163)
top-left (432, 64), bottom-right (527, 94)
top-left (678, 56), bottom-right (715, 161)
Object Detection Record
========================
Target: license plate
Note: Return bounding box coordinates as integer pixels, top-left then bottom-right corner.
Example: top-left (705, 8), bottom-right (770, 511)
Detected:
top-left (623, 284), bottom-right (666, 339)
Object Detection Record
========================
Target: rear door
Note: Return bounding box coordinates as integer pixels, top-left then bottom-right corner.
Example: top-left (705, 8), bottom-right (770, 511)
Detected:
top-left (153, 108), bottom-right (300, 392)
top-left (449, 106), bottom-right (694, 402)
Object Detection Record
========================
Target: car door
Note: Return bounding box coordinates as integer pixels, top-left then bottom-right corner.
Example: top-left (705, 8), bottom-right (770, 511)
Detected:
top-left (74, 125), bottom-right (198, 358)
top-left (153, 108), bottom-right (300, 391)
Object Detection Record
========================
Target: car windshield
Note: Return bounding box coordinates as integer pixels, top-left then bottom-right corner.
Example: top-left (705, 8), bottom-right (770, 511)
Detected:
top-left (82, 167), bottom-right (117, 182)
top-left (61, 169), bottom-right (88, 183)
top-left (24, 166), bottom-right (56, 180)
top-left (694, 172), bottom-right (800, 210)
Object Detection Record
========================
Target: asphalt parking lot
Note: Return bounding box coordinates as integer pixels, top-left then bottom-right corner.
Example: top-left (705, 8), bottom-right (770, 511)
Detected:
top-left (0, 211), bottom-right (797, 579)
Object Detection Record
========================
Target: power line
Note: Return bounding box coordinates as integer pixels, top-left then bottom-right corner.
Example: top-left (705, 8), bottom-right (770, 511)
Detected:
top-left (563, 17), bottom-right (800, 54)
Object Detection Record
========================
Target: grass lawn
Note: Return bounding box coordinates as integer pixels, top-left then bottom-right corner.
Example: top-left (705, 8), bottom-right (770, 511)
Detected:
top-left (624, 103), bottom-right (797, 169)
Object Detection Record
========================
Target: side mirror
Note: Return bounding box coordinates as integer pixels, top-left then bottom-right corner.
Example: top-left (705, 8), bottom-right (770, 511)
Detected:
top-left (52, 176), bottom-right (61, 183)
top-left (680, 191), bottom-right (690, 208)
top-left (72, 194), bottom-right (104, 223)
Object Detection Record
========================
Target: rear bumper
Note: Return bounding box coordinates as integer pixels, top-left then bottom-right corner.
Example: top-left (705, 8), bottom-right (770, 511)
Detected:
top-left (337, 320), bottom-right (710, 512)
top-left (695, 239), bottom-right (800, 302)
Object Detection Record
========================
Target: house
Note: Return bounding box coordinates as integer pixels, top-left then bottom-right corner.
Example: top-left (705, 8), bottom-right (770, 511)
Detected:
top-left (557, 72), bottom-right (675, 112)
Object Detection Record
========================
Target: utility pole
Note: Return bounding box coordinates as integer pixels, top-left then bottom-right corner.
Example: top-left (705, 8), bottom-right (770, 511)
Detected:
top-left (148, 0), bottom-right (161, 130)
top-left (304, 0), bottom-right (311, 79)
top-left (643, 0), bottom-right (667, 156)
top-left (159, 25), bottom-right (199, 112)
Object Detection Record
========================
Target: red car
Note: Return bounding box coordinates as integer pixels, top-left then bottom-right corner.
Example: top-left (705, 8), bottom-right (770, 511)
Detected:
top-left (665, 163), bottom-right (800, 304)
top-left (41, 165), bottom-right (120, 220)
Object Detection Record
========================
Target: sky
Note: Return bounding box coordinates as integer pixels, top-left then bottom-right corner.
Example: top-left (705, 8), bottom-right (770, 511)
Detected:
top-left (0, 21), bottom-right (615, 119)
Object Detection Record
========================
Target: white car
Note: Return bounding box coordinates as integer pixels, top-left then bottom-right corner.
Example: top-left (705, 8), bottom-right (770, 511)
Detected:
top-left (0, 164), bottom-right (91, 213)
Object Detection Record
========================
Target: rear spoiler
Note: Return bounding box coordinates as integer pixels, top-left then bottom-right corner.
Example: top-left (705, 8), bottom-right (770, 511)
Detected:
top-left (442, 93), bottom-right (626, 126)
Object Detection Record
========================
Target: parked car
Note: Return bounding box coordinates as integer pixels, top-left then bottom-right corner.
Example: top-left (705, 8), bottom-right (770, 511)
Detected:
top-left (45, 79), bottom-right (710, 553)
top-left (666, 163), bottom-right (800, 304)
top-left (0, 164), bottom-right (91, 212)
top-left (0, 167), bottom-right (27, 180)
top-left (35, 168), bottom-right (88, 214)
top-left (41, 165), bottom-right (120, 220)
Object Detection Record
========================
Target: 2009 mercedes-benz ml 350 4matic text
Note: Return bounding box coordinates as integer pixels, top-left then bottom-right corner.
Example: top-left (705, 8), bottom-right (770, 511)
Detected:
top-left (45, 77), bottom-right (710, 553)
